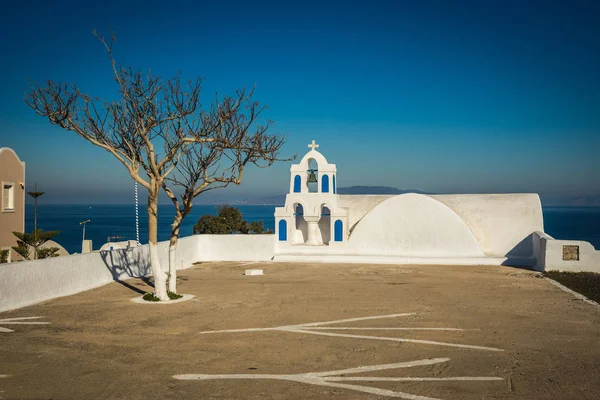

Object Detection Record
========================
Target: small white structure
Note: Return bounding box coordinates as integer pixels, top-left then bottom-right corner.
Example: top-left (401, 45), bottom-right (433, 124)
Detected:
top-left (99, 240), bottom-right (141, 252)
top-left (273, 140), bottom-right (600, 269)
top-left (82, 240), bottom-right (93, 254)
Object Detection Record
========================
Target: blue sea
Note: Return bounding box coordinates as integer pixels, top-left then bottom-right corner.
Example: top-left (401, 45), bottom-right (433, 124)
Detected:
top-left (24, 204), bottom-right (600, 254)
top-left (24, 204), bottom-right (275, 254)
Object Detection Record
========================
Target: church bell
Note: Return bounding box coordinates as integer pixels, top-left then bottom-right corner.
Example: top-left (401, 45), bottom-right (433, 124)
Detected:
top-left (307, 170), bottom-right (318, 183)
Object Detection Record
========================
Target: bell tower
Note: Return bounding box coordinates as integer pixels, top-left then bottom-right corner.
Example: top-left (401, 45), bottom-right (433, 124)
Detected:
top-left (288, 140), bottom-right (337, 195)
top-left (275, 140), bottom-right (348, 248)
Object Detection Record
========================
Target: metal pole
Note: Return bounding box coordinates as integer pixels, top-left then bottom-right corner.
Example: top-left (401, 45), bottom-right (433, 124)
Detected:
top-left (135, 182), bottom-right (140, 244)
top-left (33, 183), bottom-right (37, 236)
top-left (79, 220), bottom-right (90, 253)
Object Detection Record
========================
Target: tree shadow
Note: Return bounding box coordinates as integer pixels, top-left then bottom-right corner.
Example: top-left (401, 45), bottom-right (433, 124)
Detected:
top-left (100, 246), bottom-right (154, 295)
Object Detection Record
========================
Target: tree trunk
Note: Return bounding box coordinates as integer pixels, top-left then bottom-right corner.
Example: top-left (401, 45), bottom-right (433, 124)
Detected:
top-left (168, 215), bottom-right (181, 293)
top-left (148, 186), bottom-right (169, 301)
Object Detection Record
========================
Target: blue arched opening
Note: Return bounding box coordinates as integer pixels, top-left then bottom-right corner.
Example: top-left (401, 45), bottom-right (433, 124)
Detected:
top-left (278, 220), bottom-right (287, 241)
top-left (321, 174), bottom-right (329, 193)
top-left (293, 175), bottom-right (301, 193)
top-left (333, 175), bottom-right (336, 194)
top-left (334, 219), bottom-right (343, 242)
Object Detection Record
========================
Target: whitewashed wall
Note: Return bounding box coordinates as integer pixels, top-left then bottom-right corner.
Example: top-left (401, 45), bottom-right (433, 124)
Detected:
top-left (433, 194), bottom-right (544, 259)
top-left (0, 235), bottom-right (275, 312)
top-left (195, 235), bottom-right (274, 261)
top-left (0, 235), bottom-right (274, 311)
top-left (0, 236), bottom-right (200, 312)
top-left (0, 234), bottom-right (276, 312)
top-left (533, 232), bottom-right (600, 273)
top-left (3, 224), bottom-right (598, 313)
top-left (336, 193), bottom-right (544, 264)
top-left (346, 194), bottom-right (485, 257)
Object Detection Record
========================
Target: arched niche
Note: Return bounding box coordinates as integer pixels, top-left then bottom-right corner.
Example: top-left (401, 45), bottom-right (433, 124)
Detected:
top-left (293, 175), bottom-right (301, 193)
top-left (298, 150), bottom-right (329, 170)
top-left (322, 174), bottom-right (329, 193)
top-left (278, 220), bottom-right (287, 241)
top-left (307, 158), bottom-right (318, 193)
top-left (319, 205), bottom-right (331, 244)
top-left (334, 219), bottom-right (343, 242)
top-left (293, 203), bottom-right (308, 243)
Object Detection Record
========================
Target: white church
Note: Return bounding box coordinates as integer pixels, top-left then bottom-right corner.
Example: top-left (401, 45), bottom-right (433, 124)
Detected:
top-left (272, 140), bottom-right (594, 268)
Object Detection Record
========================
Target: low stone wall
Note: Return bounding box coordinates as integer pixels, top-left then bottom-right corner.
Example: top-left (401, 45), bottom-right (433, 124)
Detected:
top-left (0, 235), bottom-right (274, 313)
top-left (533, 232), bottom-right (600, 273)
top-left (0, 236), bottom-right (199, 312)
top-left (2, 231), bottom-right (598, 313)
top-left (195, 234), bottom-right (274, 262)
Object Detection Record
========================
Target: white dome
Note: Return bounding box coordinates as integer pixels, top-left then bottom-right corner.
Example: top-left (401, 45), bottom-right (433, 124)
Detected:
top-left (347, 193), bottom-right (484, 257)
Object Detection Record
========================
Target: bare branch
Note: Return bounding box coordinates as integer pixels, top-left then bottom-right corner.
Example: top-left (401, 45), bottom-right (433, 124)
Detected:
top-left (24, 29), bottom-right (293, 247)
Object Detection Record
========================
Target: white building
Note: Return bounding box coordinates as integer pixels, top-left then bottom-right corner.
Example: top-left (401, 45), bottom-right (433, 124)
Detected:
top-left (274, 140), bottom-right (548, 266)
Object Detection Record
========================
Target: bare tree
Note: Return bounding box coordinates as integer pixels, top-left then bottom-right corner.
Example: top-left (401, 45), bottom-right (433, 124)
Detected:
top-left (25, 30), bottom-right (286, 300)
top-left (162, 114), bottom-right (288, 293)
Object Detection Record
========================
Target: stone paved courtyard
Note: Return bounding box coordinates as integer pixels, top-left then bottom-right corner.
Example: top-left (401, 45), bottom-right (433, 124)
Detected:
top-left (1, 262), bottom-right (599, 400)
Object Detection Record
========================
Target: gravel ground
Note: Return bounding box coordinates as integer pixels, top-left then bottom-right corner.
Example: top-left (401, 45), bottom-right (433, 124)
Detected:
top-left (1, 262), bottom-right (599, 400)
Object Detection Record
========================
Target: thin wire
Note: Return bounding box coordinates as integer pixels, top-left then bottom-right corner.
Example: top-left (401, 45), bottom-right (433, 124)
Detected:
top-left (134, 182), bottom-right (140, 245)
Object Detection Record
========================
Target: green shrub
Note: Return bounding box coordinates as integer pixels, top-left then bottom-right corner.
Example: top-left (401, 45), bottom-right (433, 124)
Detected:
top-left (168, 291), bottom-right (183, 300)
top-left (142, 293), bottom-right (161, 302)
top-left (0, 249), bottom-right (9, 263)
top-left (194, 205), bottom-right (272, 234)
top-left (142, 291), bottom-right (184, 301)
top-left (12, 230), bottom-right (60, 260)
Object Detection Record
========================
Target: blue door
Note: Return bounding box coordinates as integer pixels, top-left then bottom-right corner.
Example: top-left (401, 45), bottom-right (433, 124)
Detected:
top-left (293, 175), bottom-right (301, 193)
top-left (334, 220), bottom-right (343, 242)
top-left (279, 220), bottom-right (287, 241)
top-left (322, 174), bottom-right (329, 193)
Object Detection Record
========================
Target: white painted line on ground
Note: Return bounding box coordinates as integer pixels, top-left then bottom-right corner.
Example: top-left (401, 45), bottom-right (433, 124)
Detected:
top-left (286, 329), bottom-right (504, 352)
top-left (308, 327), bottom-right (464, 331)
top-left (295, 313), bottom-right (415, 327)
top-left (239, 261), bottom-right (259, 266)
top-left (198, 313), bottom-right (503, 351)
top-left (198, 313), bottom-right (414, 334)
top-left (174, 357), bottom-right (503, 400)
top-left (311, 358), bottom-right (449, 377)
top-left (297, 379), bottom-right (441, 400)
top-left (199, 327), bottom-right (278, 334)
top-left (545, 277), bottom-right (600, 310)
top-left (327, 377), bottom-right (504, 382)
top-left (0, 317), bottom-right (50, 333)
top-left (0, 316), bottom-right (46, 322)
top-left (0, 374), bottom-right (9, 378)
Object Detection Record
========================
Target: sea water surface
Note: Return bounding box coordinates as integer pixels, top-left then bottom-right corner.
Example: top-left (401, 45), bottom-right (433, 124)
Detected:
top-left (24, 204), bottom-right (600, 255)
top-left (24, 204), bottom-right (275, 254)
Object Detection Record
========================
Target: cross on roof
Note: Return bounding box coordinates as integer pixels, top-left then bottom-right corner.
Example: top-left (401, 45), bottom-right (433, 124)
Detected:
top-left (308, 140), bottom-right (319, 151)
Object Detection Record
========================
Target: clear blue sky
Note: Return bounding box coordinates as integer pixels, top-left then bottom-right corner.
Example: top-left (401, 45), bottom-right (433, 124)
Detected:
top-left (0, 0), bottom-right (598, 204)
